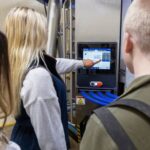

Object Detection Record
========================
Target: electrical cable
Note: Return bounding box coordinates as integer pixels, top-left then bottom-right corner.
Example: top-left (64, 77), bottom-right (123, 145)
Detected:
top-left (105, 91), bottom-right (118, 99)
top-left (89, 91), bottom-right (113, 103)
top-left (97, 92), bottom-right (115, 101)
top-left (80, 91), bottom-right (107, 106)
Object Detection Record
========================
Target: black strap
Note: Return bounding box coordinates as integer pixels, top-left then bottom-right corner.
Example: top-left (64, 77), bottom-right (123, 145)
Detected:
top-left (94, 99), bottom-right (150, 149)
top-left (94, 107), bottom-right (136, 150)
top-left (109, 99), bottom-right (150, 119)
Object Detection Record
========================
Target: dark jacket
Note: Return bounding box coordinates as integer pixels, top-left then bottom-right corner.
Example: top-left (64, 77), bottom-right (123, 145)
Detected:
top-left (80, 75), bottom-right (150, 150)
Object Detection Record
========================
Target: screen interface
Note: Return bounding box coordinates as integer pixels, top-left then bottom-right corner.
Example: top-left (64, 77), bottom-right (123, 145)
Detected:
top-left (83, 48), bottom-right (111, 70)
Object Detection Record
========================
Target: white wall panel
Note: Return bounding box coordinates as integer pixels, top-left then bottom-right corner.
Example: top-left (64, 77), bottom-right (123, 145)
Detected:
top-left (75, 0), bottom-right (121, 42)
top-left (0, 0), bottom-right (45, 31)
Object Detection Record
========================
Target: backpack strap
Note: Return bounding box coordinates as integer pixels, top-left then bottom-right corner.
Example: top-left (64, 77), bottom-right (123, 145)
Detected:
top-left (109, 99), bottom-right (150, 119)
top-left (94, 99), bottom-right (150, 149)
top-left (94, 107), bottom-right (136, 150)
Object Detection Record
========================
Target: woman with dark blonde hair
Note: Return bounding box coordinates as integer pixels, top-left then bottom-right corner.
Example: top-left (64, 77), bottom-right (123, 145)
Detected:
top-left (0, 31), bottom-right (20, 150)
top-left (5, 7), bottom-right (98, 150)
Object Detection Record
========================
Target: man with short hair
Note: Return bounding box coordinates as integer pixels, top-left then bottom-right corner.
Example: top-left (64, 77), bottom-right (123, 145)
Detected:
top-left (80, 0), bottom-right (150, 149)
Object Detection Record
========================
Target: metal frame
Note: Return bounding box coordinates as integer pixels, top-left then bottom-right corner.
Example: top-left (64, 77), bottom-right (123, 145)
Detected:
top-left (62, 0), bottom-right (74, 121)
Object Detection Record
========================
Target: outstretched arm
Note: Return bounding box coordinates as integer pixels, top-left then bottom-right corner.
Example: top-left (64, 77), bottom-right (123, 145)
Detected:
top-left (56, 58), bottom-right (100, 74)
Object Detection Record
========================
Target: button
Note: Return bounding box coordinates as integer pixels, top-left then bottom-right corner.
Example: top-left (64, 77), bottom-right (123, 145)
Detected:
top-left (97, 82), bottom-right (103, 87)
top-left (90, 81), bottom-right (103, 87)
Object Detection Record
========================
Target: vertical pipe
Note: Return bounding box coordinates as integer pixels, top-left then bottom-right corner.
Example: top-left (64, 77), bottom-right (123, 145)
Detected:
top-left (47, 0), bottom-right (62, 57)
top-left (69, 0), bottom-right (73, 60)
top-left (62, 0), bottom-right (67, 58)
top-left (62, 0), bottom-right (68, 84)
top-left (69, 0), bottom-right (73, 122)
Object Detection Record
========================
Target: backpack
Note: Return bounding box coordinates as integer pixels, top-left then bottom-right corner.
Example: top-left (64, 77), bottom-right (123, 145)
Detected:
top-left (94, 99), bottom-right (150, 150)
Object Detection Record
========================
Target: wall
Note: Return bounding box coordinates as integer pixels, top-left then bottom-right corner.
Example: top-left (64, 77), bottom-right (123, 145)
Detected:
top-left (120, 0), bottom-right (133, 87)
top-left (75, 0), bottom-right (121, 42)
top-left (0, 0), bottom-right (45, 31)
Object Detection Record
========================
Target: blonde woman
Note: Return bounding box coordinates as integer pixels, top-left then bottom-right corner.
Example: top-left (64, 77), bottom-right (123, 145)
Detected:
top-left (0, 31), bottom-right (20, 150)
top-left (5, 7), bottom-right (98, 150)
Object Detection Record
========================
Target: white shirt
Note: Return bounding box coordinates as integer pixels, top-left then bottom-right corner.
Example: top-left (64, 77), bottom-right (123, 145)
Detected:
top-left (6, 141), bottom-right (21, 150)
top-left (20, 59), bottom-right (83, 150)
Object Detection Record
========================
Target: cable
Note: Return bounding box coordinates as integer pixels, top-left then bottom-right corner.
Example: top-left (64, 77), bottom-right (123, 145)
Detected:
top-left (97, 92), bottom-right (114, 101)
top-left (80, 91), bottom-right (107, 106)
top-left (105, 91), bottom-right (118, 99)
top-left (89, 91), bottom-right (113, 103)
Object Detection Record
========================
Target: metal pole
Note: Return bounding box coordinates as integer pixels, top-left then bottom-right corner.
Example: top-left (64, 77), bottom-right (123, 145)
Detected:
top-left (62, 0), bottom-right (68, 58)
top-left (69, 0), bottom-right (73, 122)
top-left (47, 0), bottom-right (62, 57)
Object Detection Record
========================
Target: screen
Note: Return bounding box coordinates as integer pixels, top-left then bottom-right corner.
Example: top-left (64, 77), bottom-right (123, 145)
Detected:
top-left (83, 48), bottom-right (111, 70)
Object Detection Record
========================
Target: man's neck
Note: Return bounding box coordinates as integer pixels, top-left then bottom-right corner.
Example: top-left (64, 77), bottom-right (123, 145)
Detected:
top-left (133, 54), bottom-right (150, 78)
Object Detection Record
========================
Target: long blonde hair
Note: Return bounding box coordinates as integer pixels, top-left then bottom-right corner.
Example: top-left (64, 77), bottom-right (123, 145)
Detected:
top-left (5, 7), bottom-right (48, 113)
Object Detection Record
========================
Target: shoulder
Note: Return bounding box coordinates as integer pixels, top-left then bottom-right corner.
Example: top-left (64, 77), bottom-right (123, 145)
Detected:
top-left (81, 113), bottom-right (118, 150)
top-left (94, 106), bottom-right (148, 128)
top-left (26, 67), bottom-right (51, 81)
top-left (85, 113), bottom-right (110, 139)
top-left (21, 67), bottom-right (55, 100)
top-left (23, 67), bottom-right (53, 88)
top-left (94, 106), bottom-right (150, 148)
top-left (87, 114), bottom-right (106, 130)
top-left (108, 105), bottom-right (150, 131)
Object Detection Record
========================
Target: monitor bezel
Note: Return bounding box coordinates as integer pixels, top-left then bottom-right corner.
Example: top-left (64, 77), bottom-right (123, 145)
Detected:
top-left (77, 42), bottom-right (117, 74)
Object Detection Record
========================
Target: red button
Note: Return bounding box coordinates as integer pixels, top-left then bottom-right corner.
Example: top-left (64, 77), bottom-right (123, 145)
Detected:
top-left (97, 82), bottom-right (103, 87)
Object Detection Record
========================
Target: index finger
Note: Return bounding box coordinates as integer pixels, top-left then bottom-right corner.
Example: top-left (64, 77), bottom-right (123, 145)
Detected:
top-left (94, 59), bottom-right (101, 64)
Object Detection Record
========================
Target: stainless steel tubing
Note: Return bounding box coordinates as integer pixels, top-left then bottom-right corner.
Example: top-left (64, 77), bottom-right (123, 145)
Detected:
top-left (47, 0), bottom-right (62, 56)
top-left (69, 0), bottom-right (73, 59)
top-left (62, 0), bottom-right (68, 83)
top-left (62, 0), bottom-right (68, 58)
top-left (69, 0), bottom-right (73, 122)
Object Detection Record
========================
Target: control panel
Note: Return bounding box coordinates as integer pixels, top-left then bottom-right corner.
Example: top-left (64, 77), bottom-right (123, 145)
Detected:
top-left (77, 42), bottom-right (118, 90)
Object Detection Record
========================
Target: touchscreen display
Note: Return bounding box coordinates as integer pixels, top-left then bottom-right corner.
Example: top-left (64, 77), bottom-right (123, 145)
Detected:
top-left (83, 48), bottom-right (111, 70)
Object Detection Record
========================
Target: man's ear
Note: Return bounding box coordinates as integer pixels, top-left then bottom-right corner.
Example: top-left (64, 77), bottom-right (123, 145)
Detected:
top-left (124, 32), bottom-right (133, 54)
